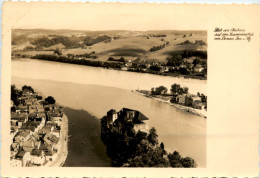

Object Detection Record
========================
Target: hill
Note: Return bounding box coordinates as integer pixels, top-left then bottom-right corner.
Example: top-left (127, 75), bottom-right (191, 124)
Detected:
top-left (12, 29), bottom-right (207, 62)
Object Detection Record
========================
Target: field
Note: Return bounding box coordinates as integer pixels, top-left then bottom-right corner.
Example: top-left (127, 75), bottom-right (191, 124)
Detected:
top-left (12, 29), bottom-right (207, 62)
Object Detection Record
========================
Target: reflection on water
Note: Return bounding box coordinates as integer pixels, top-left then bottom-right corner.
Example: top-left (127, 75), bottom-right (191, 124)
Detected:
top-left (63, 107), bottom-right (111, 167)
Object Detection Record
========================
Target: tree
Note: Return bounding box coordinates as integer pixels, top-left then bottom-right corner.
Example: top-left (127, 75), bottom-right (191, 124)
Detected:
top-left (119, 57), bottom-right (125, 63)
top-left (36, 95), bottom-right (42, 100)
top-left (151, 87), bottom-right (155, 95)
top-left (148, 127), bottom-right (158, 146)
top-left (22, 85), bottom-right (34, 93)
top-left (160, 142), bottom-right (167, 155)
top-left (45, 96), bottom-right (56, 104)
top-left (168, 151), bottom-right (183, 167)
top-left (170, 83), bottom-right (189, 95)
top-left (200, 93), bottom-right (207, 103)
top-left (11, 85), bottom-right (22, 106)
top-left (181, 157), bottom-right (197, 168)
top-left (183, 87), bottom-right (189, 94)
top-left (54, 48), bottom-right (62, 56)
top-left (160, 142), bottom-right (165, 150)
top-left (166, 54), bottom-right (183, 66)
top-left (149, 65), bottom-right (161, 71)
top-left (170, 84), bottom-right (181, 94)
top-left (154, 86), bottom-right (168, 95)
top-left (179, 67), bottom-right (188, 75)
top-left (197, 92), bottom-right (201, 97)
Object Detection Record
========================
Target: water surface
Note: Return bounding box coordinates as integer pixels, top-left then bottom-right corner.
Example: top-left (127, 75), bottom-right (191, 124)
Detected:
top-left (11, 59), bottom-right (206, 167)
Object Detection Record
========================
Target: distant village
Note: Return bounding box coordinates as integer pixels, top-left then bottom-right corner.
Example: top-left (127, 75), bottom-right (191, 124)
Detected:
top-left (10, 85), bottom-right (67, 167)
top-left (13, 51), bottom-right (207, 80)
top-left (136, 83), bottom-right (207, 117)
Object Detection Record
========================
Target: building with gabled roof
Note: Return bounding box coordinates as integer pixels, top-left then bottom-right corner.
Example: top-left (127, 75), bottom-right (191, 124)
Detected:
top-left (23, 140), bottom-right (36, 152)
top-left (105, 108), bottom-right (149, 133)
top-left (30, 149), bottom-right (45, 165)
top-left (13, 151), bottom-right (31, 167)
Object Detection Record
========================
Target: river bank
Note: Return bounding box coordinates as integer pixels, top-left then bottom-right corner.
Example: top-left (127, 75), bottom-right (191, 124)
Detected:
top-left (12, 56), bottom-right (207, 81)
top-left (132, 90), bottom-right (207, 118)
top-left (12, 59), bottom-right (207, 95)
top-left (45, 114), bottom-right (68, 167)
top-left (12, 61), bottom-right (206, 167)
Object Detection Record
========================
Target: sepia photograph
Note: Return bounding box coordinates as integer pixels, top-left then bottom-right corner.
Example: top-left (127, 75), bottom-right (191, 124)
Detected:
top-left (2, 2), bottom-right (259, 177)
top-left (10, 28), bottom-right (207, 168)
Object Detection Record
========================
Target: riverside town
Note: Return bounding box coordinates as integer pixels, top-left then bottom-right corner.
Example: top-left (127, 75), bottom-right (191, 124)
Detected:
top-left (11, 29), bottom-right (207, 167)
top-left (134, 83), bottom-right (207, 118)
top-left (10, 85), bottom-right (68, 167)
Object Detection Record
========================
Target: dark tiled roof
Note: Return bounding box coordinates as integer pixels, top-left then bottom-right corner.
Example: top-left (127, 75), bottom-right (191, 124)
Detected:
top-left (16, 151), bottom-right (26, 158)
top-left (45, 149), bottom-right (54, 156)
top-left (107, 109), bottom-right (117, 114)
top-left (31, 149), bottom-right (42, 156)
top-left (120, 108), bottom-right (149, 122)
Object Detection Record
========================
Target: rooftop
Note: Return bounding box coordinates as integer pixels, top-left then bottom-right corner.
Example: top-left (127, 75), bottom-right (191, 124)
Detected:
top-left (31, 149), bottom-right (42, 156)
top-left (16, 151), bottom-right (26, 158)
top-left (119, 108), bottom-right (149, 123)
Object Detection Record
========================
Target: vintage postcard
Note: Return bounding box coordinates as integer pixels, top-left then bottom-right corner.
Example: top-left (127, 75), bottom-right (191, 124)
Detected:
top-left (1, 2), bottom-right (259, 177)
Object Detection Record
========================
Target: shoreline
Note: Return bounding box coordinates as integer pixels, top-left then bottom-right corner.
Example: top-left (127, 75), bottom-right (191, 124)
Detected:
top-left (45, 114), bottom-right (69, 167)
top-left (132, 90), bottom-right (207, 118)
top-left (12, 58), bottom-right (207, 81)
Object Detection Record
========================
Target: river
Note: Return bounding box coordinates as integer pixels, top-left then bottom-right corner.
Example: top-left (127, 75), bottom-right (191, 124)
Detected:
top-left (11, 59), bottom-right (207, 167)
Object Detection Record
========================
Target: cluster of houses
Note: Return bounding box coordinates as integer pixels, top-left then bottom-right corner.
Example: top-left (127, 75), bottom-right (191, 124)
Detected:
top-left (10, 89), bottom-right (64, 167)
top-left (172, 93), bottom-right (207, 110)
top-left (104, 108), bottom-right (149, 133)
top-left (109, 56), bottom-right (206, 77)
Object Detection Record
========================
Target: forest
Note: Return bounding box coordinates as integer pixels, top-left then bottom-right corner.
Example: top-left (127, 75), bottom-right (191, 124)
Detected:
top-left (100, 116), bottom-right (197, 167)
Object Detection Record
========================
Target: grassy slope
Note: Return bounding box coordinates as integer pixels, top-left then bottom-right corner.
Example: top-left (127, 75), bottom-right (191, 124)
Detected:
top-left (12, 41), bottom-right (36, 51)
top-left (12, 30), bottom-right (207, 62)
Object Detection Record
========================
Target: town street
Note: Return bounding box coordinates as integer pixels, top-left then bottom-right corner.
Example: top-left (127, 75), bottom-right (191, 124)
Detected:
top-left (45, 114), bottom-right (68, 167)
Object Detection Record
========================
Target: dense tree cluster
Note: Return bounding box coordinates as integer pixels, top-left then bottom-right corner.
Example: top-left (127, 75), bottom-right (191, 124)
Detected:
top-left (166, 50), bottom-right (207, 60)
top-left (31, 35), bottom-right (83, 49)
top-left (178, 40), bottom-right (206, 46)
top-left (101, 117), bottom-right (197, 167)
top-left (151, 86), bottom-right (168, 95)
top-left (149, 64), bottom-right (162, 72)
top-left (170, 83), bottom-right (189, 95)
top-left (108, 57), bottom-right (126, 63)
top-left (150, 84), bottom-right (189, 96)
top-left (149, 34), bottom-right (167, 37)
top-left (166, 54), bottom-right (183, 66)
top-left (13, 34), bottom-right (112, 49)
top-left (84, 35), bottom-right (111, 46)
top-left (67, 51), bottom-right (97, 59)
top-left (11, 85), bottom-right (23, 106)
top-left (32, 54), bottom-right (121, 69)
top-left (150, 42), bottom-right (169, 52)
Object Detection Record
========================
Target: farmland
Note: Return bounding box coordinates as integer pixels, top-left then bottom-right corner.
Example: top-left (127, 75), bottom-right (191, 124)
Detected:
top-left (12, 29), bottom-right (206, 61)
top-left (12, 29), bottom-right (207, 79)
